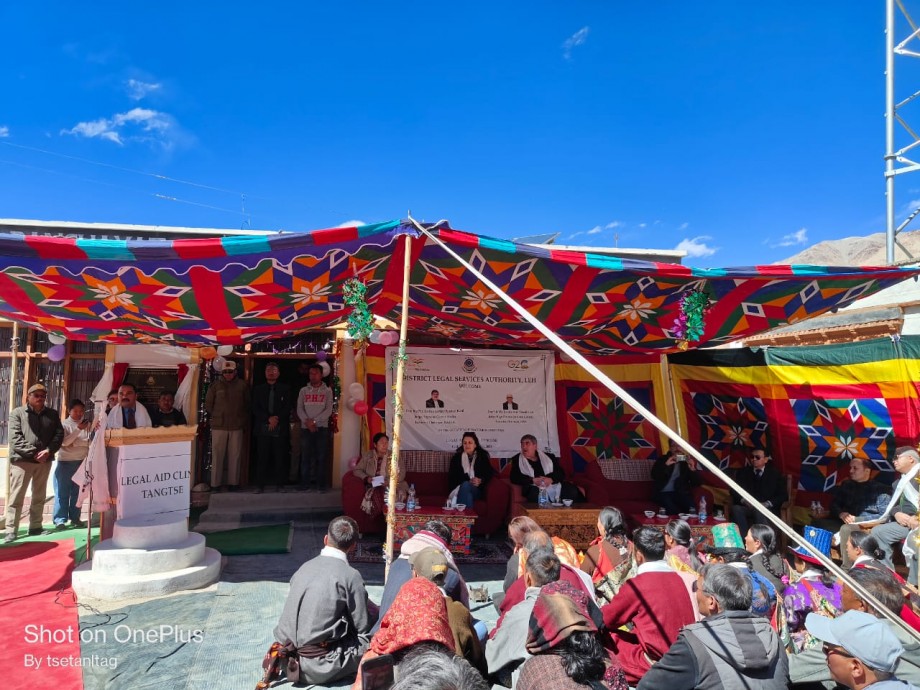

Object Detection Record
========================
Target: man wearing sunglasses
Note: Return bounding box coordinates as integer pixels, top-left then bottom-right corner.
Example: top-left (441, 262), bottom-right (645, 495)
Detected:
top-left (806, 609), bottom-right (916, 689)
top-left (729, 448), bottom-right (787, 537)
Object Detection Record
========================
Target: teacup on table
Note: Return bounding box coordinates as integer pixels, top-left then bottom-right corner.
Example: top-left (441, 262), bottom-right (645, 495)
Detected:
top-left (562, 499), bottom-right (573, 507)
top-left (643, 510), bottom-right (656, 518)
top-left (454, 503), bottom-right (466, 512)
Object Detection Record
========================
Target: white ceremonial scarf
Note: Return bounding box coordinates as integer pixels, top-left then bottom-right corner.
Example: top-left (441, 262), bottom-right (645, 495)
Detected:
top-left (461, 452), bottom-right (476, 480)
top-left (878, 462), bottom-right (920, 522)
top-left (518, 449), bottom-right (555, 478)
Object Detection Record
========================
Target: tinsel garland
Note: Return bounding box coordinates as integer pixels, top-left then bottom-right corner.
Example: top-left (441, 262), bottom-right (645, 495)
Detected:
top-left (672, 286), bottom-right (713, 351)
top-left (343, 278), bottom-right (374, 343)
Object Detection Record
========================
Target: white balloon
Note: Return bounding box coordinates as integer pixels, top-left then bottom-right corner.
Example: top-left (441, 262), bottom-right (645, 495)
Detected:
top-left (217, 345), bottom-right (234, 356)
top-left (369, 330), bottom-right (382, 344)
top-left (48, 333), bottom-right (67, 345)
top-left (319, 361), bottom-right (331, 377)
top-left (213, 355), bottom-right (226, 371)
top-left (346, 397), bottom-right (358, 412)
top-left (348, 382), bottom-right (366, 399)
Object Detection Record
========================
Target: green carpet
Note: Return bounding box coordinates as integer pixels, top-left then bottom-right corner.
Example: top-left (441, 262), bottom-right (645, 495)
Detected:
top-left (203, 522), bottom-right (293, 555)
top-left (0, 524), bottom-right (100, 566)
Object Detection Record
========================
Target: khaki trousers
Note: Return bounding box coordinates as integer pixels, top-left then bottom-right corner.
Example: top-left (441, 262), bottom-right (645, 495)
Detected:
top-left (5, 460), bottom-right (52, 535)
top-left (211, 429), bottom-right (243, 487)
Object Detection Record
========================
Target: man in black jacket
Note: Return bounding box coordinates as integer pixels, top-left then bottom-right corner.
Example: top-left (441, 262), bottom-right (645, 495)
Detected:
top-left (252, 362), bottom-right (293, 493)
top-left (4, 383), bottom-right (65, 543)
top-left (729, 448), bottom-right (787, 536)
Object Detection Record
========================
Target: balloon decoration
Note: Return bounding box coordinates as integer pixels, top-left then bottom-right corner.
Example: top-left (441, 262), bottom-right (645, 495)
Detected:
top-left (379, 331), bottom-right (399, 346)
top-left (318, 361), bottom-right (331, 377)
top-left (353, 400), bottom-right (369, 416)
top-left (348, 382), bottom-right (365, 399)
top-left (213, 355), bottom-right (226, 371)
top-left (315, 350), bottom-right (327, 362)
top-left (369, 330), bottom-right (381, 344)
top-left (47, 344), bottom-right (66, 362)
top-left (217, 345), bottom-right (234, 357)
top-left (48, 333), bottom-right (67, 345)
top-left (345, 398), bottom-right (357, 412)
top-left (200, 346), bottom-right (217, 360)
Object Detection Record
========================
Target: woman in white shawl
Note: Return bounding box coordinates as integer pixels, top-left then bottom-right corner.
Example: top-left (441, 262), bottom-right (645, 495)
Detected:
top-left (509, 434), bottom-right (583, 504)
top-left (447, 432), bottom-right (494, 508)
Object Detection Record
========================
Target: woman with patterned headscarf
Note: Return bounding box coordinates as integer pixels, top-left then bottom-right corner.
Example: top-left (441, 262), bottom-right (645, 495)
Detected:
top-left (350, 578), bottom-right (456, 690)
top-left (517, 580), bottom-right (628, 690)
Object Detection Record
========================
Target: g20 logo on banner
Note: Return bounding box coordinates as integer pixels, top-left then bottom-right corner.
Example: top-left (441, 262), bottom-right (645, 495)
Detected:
top-left (507, 359), bottom-right (530, 370)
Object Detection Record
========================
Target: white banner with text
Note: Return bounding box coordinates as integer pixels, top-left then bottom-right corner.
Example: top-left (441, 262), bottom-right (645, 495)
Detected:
top-left (384, 347), bottom-right (559, 456)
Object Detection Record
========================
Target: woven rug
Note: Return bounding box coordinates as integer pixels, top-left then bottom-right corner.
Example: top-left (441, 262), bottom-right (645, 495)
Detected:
top-left (351, 538), bottom-right (512, 565)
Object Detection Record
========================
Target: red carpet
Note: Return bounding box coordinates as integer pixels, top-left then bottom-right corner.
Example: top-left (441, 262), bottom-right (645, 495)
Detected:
top-left (0, 539), bottom-right (83, 689)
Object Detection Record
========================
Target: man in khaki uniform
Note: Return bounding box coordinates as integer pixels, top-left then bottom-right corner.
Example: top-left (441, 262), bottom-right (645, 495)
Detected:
top-left (205, 360), bottom-right (250, 491)
top-left (4, 383), bottom-right (65, 543)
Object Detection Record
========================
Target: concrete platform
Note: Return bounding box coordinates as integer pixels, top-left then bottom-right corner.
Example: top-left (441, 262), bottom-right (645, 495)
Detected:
top-left (72, 547), bottom-right (222, 600)
top-left (91, 532), bottom-right (207, 576)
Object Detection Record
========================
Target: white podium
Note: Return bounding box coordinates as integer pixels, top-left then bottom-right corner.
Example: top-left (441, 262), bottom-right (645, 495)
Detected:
top-left (72, 426), bottom-right (221, 600)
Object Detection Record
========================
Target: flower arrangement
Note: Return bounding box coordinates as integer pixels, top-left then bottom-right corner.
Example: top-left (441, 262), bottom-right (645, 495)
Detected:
top-left (672, 285), bottom-right (713, 350)
top-left (343, 278), bottom-right (374, 343)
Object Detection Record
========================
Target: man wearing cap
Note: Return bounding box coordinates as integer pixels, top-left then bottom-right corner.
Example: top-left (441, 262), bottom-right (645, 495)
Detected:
top-left (205, 360), bottom-right (250, 491)
top-left (252, 362), bottom-right (293, 493)
top-left (790, 566), bottom-right (920, 687)
top-left (4, 383), bottom-right (65, 543)
top-left (806, 609), bottom-right (918, 689)
top-left (410, 547), bottom-right (485, 674)
top-left (638, 563), bottom-right (788, 690)
top-left (868, 446), bottom-right (920, 582)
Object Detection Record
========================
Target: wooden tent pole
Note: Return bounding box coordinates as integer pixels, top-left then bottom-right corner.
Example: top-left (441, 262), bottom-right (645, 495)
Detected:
top-left (384, 233), bottom-right (413, 581)
top-left (3, 323), bottom-right (19, 523)
top-left (409, 216), bottom-right (919, 641)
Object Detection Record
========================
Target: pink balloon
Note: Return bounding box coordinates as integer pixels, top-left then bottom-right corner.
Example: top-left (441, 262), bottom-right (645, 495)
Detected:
top-left (353, 400), bottom-right (369, 416)
top-left (47, 344), bottom-right (66, 362)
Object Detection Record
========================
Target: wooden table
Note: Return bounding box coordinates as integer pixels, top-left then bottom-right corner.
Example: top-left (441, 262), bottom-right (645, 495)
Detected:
top-left (518, 504), bottom-right (602, 551)
top-left (629, 513), bottom-right (734, 548)
top-left (385, 505), bottom-right (477, 555)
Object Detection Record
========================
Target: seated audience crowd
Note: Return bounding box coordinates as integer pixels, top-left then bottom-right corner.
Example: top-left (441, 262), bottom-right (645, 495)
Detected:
top-left (270, 440), bottom-right (920, 690)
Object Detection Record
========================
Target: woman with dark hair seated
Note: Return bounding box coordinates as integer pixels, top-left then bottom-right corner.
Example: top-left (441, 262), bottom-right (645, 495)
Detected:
top-left (516, 581), bottom-right (628, 690)
top-left (353, 432), bottom-right (408, 518)
top-left (847, 530), bottom-right (888, 568)
top-left (664, 519), bottom-right (699, 573)
top-left (580, 506), bottom-right (636, 603)
top-left (351, 577), bottom-right (457, 690)
top-left (448, 431), bottom-right (494, 508)
top-left (744, 523), bottom-right (787, 594)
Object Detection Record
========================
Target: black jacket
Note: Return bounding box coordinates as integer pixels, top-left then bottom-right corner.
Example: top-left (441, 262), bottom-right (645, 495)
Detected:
top-left (252, 381), bottom-right (293, 435)
top-left (509, 451), bottom-right (565, 487)
top-left (651, 455), bottom-right (703, 494)
top-left (448, 448), bottom-right (494, 492)
top-left (730, 463), bottom-right (787, 514)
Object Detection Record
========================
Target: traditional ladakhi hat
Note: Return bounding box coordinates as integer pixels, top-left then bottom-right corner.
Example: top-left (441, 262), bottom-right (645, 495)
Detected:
top-left (790, 525), bottom-right (833, 567)
top-left (709, 522), bottom-right (745, 550)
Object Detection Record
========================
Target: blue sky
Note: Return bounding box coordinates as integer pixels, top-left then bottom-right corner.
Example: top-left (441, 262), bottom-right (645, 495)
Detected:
top-left (0, 3), bottom-right (905, 265)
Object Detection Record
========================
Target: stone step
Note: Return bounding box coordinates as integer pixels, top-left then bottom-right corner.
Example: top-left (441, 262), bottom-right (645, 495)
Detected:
top-left (92, 532), bottom-right (206, 576)
top-left (72, 547), bottom-right (222, 600)
top-left (113, 513), bottom-right (188, 549)
top-left (193, 490), bottom-right (341, 532)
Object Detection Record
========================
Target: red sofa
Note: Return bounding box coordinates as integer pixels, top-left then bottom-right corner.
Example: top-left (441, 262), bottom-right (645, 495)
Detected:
top-left (342, 450), bottom-right (510, 537)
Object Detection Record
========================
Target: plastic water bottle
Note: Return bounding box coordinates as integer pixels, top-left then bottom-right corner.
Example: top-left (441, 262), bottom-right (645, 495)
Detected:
top-left (384, 487), bottom-right (390, 506)
top-left (538, 486), bottom-right (548, 509)
top-left (407, 484), bottom-right (417, 512)
top-left (698, 496), bottom-right (707, 523)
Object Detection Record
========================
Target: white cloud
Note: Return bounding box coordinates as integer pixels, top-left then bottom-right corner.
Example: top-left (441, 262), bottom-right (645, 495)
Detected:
top-left (562, 26), bottom-right (590, 60)
top-left (605, 221), bottom-right (622, 230)
top-left (61, 107), bottom-right (177, 147)
top-left (675, 236), bottom-right (718, 258)
top-left (770, 227), bottom-right (809, 248)
top-left (678, 222), bottom-right (689, 231)
top-left (0, 125), bottom-right (8, 138)
top-left (336, 220), bottom-right (366, 228)
top-left (125, 78), bottom-right (162, 100)
top-left (638, 222), bottom-right (647, 229)
top-left (587, 225), bottom-right (602, 235)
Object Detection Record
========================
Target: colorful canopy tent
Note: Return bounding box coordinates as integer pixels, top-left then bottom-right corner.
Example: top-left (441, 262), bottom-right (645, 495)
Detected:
top-left (0, 220), bottom-right (918, 353)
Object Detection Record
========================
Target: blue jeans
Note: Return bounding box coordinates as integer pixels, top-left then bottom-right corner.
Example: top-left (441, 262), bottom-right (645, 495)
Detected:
top-left (299, 427), bottom-right (329, 488)
top-left (456, 481), bottom-right (482, 507)
top-left (53, 460), bottom-right (82, 525)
